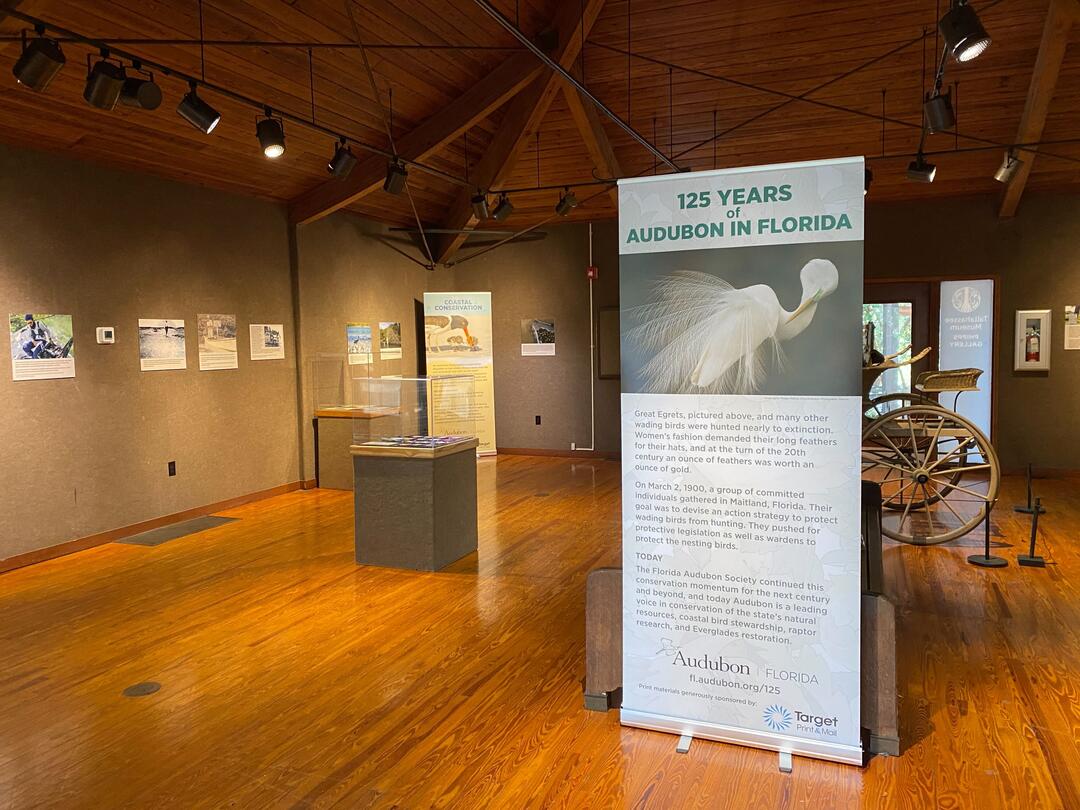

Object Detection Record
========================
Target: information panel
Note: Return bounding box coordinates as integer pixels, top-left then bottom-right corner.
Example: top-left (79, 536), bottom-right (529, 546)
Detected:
top-left (423, 292), bottom-right (497, 454)
top-left (938, 279), bottom-right (994, 441)
top-left (618, 158), bottom-right (865, 765)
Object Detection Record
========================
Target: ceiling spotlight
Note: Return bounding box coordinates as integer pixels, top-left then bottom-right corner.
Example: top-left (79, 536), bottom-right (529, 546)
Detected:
top-left (256, 109), bottom-right (286, 159)
top-left (492, 193), bottom-right (514, 221)
top-left (923, 91), bottom-right (956, 134)
top-left (119, 68), bottom-right (162, 111)
top-left (939, 1), bottom-right (992, 63)
top-left (994, 150), bottom-right (1023, 183)
top-left (177, 83), bottom-right (221, 134)
top-left (328, 138), bottom-right (357, 179)
top-left (471, 191), bottom-right (490, 220)
top-left (864, 167), bottom-right (873, 196)
top-left (12, 34), bottom-right (66, 92)
top-left (555, 188), bottom-right (579, 217)
top-left (83, 54), bottom-right (125, 111)
top-left (906, 155), bottom-right (937, 184)
top-left (384, 159), bottom-right (408, 194)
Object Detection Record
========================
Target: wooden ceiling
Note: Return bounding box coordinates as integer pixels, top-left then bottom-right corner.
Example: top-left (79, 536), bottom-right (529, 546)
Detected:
top-left (1, 0), bottom-right (1079, 262)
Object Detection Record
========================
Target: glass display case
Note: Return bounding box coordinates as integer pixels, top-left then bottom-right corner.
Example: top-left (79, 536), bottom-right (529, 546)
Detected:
top-left (349, 374), bottom-right (477, 444)
top-left (311, 353), bottom-right (477, 463)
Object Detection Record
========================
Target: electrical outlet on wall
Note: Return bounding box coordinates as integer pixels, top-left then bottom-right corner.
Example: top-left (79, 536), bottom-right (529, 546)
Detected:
top-left (168, 461), bottom-right (176, 477)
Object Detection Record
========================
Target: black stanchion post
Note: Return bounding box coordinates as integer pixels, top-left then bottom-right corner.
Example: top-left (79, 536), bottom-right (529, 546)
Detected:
top-left (969, 498), bottom-right (1008, 568)
top-left (1018, 497), bottom-right (1047, 568)
top-left (1015, 463), bottom-right (1047, 515)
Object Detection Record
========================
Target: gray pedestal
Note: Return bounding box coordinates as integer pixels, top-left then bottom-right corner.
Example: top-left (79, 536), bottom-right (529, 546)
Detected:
top-left (352, 438), bottom-right (478, 571)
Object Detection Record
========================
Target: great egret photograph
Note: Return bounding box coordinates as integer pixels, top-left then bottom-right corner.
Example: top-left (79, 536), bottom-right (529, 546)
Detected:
top-left (620, 241), bottom-right (862, 397)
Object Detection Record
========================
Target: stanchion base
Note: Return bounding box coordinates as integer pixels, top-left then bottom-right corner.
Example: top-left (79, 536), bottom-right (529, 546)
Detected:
top-left (1014, 505), bottom-right (1047, 515)
top-left (1018, 555), bottom-right (1046, 568)
top-left (968, 554), bottom-right (1008, 568)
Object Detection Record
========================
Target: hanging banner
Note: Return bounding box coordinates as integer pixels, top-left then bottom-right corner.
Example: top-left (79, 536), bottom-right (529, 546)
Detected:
top-left (938, 279), bottom-right (994, 441)
top-left (619, 158), bottom-right (865, 765)
top-left (423, 292), bottom-right (496, 454)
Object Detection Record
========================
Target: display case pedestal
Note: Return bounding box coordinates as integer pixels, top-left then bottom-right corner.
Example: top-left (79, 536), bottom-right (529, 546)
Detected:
top-left (351, 437), bottom-right (478, 571)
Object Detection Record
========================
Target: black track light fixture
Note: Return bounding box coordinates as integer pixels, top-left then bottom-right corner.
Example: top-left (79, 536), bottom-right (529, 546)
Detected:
top-left (328, 138), bottom-right (357, 179)
top-left (384, 159), bottom-right (408, 194)
top-left (906, 154), bottom-right (937, 184)
top-left (83, 52), bottom-right (125, 111)
top-left (923, 89), bottom-right (956, 134)
top-left (939, 1), bottom-right (992, 63)
top-left (176, 82), bottom-right (220, 134)
top-left (864, 167), bottom-right (873, 196)
top-left (492, 193), bottom-right (514, 221)
top-left (554, 187), bottom-right (579, 216)
top-left (256, 108), bottom-right (286, 159)
top-left (12, 31), bottom-right (65, 92)
top-left (471, 191), bottom-right (490, 220)
top-left (994, 150), bottom-right (1023, 183)
top-left (119, 64), bottom-right (162, 111)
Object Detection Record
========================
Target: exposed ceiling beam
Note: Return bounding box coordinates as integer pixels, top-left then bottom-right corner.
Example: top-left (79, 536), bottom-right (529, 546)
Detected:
top-left (287, 50), bottom-right (544, 225)
top-left (0, 0), bottom-right (24, 22)
top-left (562, 83), bottom-right (621, 206)
top-left (434, 0), bottom-right (606, 265)
top-left (999, 0), bottom-right (1074, 218)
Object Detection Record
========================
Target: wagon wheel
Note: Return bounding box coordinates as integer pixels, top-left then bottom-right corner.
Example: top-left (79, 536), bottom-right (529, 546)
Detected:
top-left (863, 392), bottom-right (937, 421)
top-left (862, 405), bottom-right (1000, 545)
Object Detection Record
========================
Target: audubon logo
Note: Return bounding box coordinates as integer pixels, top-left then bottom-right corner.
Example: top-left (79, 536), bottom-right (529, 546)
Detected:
top-left (671, 651), bottom-right (751, 676)
top-left (763, 704), bottom-right (792, 732)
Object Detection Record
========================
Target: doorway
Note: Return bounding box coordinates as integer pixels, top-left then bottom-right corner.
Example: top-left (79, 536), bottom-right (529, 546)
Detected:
top-left (864, 281), bottom-right (934, 401)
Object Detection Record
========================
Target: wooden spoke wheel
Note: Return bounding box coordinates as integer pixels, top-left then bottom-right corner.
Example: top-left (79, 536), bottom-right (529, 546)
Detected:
top-left (862, 405), bottom-right (1000, 545)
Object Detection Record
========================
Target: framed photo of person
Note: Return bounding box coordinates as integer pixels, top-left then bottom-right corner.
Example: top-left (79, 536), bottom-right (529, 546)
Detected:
top-left (1014, 309), bottom-right (1051, 371)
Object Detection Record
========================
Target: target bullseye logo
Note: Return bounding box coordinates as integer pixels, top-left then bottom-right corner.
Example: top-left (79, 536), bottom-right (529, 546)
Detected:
top-left (763, 704), bottom-right (792, 732)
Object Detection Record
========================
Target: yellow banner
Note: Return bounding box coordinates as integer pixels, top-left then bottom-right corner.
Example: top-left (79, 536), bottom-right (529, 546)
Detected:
top-left (423, 292), bottom-right (497, 454)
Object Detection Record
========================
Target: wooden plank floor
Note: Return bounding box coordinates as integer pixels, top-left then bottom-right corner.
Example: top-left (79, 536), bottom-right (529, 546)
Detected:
top-left (1, 456), bottom-right (1078, 809)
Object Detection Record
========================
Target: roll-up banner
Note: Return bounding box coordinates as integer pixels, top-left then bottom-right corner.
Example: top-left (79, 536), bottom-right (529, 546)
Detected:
top-left (618, 158), bottom-right (865, 765)
top-left (423, 292), bottom-right (497, 455)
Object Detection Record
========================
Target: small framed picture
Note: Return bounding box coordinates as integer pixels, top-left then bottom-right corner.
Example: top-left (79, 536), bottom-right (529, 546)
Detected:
top-left (1014, 309), bottom-right (1051, 371)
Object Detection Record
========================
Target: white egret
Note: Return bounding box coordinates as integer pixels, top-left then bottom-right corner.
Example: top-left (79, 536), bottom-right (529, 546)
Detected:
top-left (627, 258), bottom-right (840, 394)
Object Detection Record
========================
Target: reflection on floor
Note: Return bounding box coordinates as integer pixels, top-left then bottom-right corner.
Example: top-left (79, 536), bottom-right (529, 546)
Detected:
top-left (0, 457), bottom-right (1077, 808)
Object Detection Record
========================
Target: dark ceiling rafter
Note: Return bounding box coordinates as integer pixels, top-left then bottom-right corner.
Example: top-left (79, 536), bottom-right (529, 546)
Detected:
top-left (660, 1), bottom-right (1013, 168)
top-left (287, 52), bottom-right (548, 223)
top-left (472, 0), bottom-right (677, 172)
top-left (0, 36), bottom-right (525, 51)
top-left (343, 0), bottom-right (435, 269)
top-left (589, 36), bottom-right (1080, 168)
top-left (2, 8), bottom-right (479, 192)
top-left (433, 0), bottom-right (610, 266)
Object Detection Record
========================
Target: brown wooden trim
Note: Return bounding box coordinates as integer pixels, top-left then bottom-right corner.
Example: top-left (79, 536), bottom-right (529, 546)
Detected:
top-left (498, 447), bottom-right (620, 461)
top-left (0, 480), bottom-right (306, 575)
top-left (999, 0), bottom-right (1074, 217)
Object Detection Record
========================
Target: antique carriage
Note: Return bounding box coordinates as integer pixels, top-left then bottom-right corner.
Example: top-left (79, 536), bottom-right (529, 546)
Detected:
top-left (861, 344), bottom-right (1000, 545)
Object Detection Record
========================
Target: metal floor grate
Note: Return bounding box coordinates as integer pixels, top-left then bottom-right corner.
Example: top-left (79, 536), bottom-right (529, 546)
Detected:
top-left (117, 515), bottom-right (238, 547)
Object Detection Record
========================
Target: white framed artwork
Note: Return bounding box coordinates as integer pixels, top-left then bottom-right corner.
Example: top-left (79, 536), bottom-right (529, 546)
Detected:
top-left (1014, 309), bottom-right (1051, 371)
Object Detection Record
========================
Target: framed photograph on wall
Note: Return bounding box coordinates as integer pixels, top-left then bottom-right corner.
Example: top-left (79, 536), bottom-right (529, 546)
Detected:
top-left (1014, 309), bottom-right (1051, 371)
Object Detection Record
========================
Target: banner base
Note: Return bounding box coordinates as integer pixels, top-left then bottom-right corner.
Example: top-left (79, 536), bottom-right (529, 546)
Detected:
top-left (621, 708), bottom-right (864, 766)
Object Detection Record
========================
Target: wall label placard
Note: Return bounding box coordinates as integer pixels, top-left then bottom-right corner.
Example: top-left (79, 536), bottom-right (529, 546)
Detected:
top-left (618, 157), bottom-right (865, 765)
